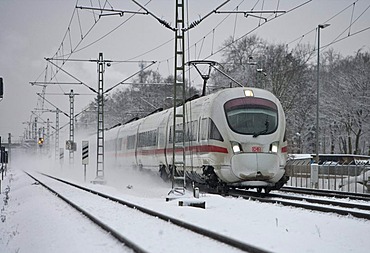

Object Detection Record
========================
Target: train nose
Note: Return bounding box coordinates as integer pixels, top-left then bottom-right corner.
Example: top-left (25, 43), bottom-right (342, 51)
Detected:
top-left (231, 153), bottom-right (279, 180)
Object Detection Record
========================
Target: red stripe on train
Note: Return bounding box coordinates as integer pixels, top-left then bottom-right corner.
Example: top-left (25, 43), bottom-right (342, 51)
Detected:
top-left (281, 146), bottom-right (288, 153)
top-left (113, 144), bottom-right (229, 157)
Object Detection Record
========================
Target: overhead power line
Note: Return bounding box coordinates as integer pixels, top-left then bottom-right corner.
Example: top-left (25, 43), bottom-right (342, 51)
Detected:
top-left (287, 0), bottom-right (370, 53)
top-left (322, 2), bottom-right (370, 51)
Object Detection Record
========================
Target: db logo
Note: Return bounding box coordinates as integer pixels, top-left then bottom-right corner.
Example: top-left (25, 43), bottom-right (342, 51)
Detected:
top-left (252, 146), bottom-right (262, 152)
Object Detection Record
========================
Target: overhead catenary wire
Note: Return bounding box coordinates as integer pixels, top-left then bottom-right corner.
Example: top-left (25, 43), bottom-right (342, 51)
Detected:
top-left (232, 5), bottom-right (239, 42)
top-left (259, 0), bottom-right (265, 26)
top-left (45, 58), bottom-right (95, 93)
top-left (204, 0), bottom-right (312, 61)
top-left (286, 0), bottom-right (368, 52)
top-left (38, 0), bottom-right (363, 96)
top-left (34, 1), bottom-right (102, 91)
top-left (153, 0), bottom-right (305, 69)
top-left (104, 61), bottom-right (157, 94)
top-left (153, 0), bottom-right (297, 87)
top-left (35, 0), bottom-right (152, 85)
top-left (30, 0), bottom-right (156, 125)
top-left (348, 2), bottom-right (356, 36)
top-left (323, 25), bottom-right (370, 50)
top-left (109, 0), bottom-right (288, 82)
top-left (322, 3), bottom-right (370, 51)
top-left (31, 0), bottom-right (341, 118)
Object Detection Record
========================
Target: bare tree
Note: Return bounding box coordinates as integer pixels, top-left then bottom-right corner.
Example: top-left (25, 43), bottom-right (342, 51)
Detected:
top-left (321, 50), bottom-right (370, 154)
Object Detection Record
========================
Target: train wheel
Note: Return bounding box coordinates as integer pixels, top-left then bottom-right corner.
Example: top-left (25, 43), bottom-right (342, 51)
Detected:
top-left (264, 188), bottom-right (271, 194)
top-left (257, 188), bottom-right (262, 193)
top-left (216, 184), bottom-right (229, 196)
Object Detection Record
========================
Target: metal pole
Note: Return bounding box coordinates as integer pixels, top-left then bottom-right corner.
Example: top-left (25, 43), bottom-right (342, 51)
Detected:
top-left (315, 24), bottom-right (330, 164)
top-left (46, 119), bottom-right (50, 153)
top-left (69, 89), bottom-right (75, 165)
top-left (84, 164), bottom-right (87, 182)
top-left (170, 0), bottom-right (186, 196)
top-left (95, 52), bottom-right (105, 183)
top-left (55, 109), bottom-right (60, 160)
top-left (0, 136), bottom-right (2, 192)
top-left (7, 133), bottom-right (11, 166)
top-left (315, 25), bottom-right (320, 164)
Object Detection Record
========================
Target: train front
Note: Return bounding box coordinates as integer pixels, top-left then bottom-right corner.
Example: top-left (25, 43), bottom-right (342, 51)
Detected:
top-left (213, 88), bottom-right (288, 192)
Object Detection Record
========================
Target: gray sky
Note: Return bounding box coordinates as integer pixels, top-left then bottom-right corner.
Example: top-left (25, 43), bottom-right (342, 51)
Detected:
top-left (1, 0), bottom-right (369, 142)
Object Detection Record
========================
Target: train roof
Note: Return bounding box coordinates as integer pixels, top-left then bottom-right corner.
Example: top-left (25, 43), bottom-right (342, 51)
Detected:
top-left (106, 87), bottom-right (280, 133)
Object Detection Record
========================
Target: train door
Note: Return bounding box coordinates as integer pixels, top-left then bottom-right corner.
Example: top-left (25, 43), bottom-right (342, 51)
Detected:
top-left (115, 128), bottom-right (122, 164)
top-left (200, 117), bottom-right (209, 146)
top-left (134, 122), bottom-right (142, 167)
top-left (164, 111), bottom-right (173, 167)
top-left (157, 122), bottom-right (167, 165)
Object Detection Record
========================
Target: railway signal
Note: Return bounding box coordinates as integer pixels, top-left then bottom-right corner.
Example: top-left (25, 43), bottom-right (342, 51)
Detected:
top-left (59, 148), bottom-right (64, 166)
top-left (82, 141), bottom-right (89, 182)
top-left (38, 137), bottom-right (44, 146)
top-left (82, 141), bottom-right (89, 165)
top-left (0, 77), bottom-right (3, 99)
top-left (46, 53), bottom-right (155, 184)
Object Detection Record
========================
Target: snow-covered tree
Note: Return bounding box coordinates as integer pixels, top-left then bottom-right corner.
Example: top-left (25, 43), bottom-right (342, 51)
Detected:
top-left (321, 50), bottom-right (370, 154)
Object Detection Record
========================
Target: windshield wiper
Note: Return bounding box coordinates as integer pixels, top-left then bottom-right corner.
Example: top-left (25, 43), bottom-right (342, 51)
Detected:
top-left (253, 120), bottom-right (269, 138)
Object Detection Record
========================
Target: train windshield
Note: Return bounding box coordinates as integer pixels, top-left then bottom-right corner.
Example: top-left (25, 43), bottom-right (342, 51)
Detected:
top-left (224, 97), bottom-right (278, 136)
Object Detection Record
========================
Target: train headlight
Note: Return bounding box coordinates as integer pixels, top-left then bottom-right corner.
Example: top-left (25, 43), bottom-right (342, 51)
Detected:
top-left (270, 141), bottom-right (279, 153)
top-left (231, 141), bottom-right (243, 154)
top-left (244, 89), bottom-right (254, 97)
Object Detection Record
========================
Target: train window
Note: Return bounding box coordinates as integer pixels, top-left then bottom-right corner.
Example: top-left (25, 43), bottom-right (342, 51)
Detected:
top-left (138, 130), bottom-right (157, 147)
top-left (170, 121), bottom-right (198, 143)
top-left (283, 129), bottom-right (287, 142)
top-left (200, 118), bottom-right (208, 140)
top-left (192, 120), bottom-right (198, 141)
top-left (224, 97), bottom-right (278, 136)
top-left (117, 138), bottom-right (123, 151)
top-left (175, 124), bottom-right (184, 143)
top-left (209, 119), bottom-right (224, 142)
top-left (186, 122), bottom-right (191, 142)
top-left (169, 124), bottom-right (185, 144)
top-left (185, 120), bottom-right (198, 142)
top-left (127, 135), bottom-right (136, 149)
top-left (169, 126), bottom-right (172, 143)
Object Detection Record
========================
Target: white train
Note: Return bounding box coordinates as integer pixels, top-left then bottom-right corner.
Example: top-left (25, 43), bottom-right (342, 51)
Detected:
top-left (105, 87), bottom-right (288, 193)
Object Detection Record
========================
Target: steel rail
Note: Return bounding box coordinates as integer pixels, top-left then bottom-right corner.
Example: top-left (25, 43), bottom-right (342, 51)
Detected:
top-left (280, 186), bottom-right (370, 202)
top-left (31, 171), bottom-right (271, 253)
top-left (268, 193), bottom-right (370, 211)
top-left (228, 189), bottom-right (370, 220)
top-left (24, 171), bottom-right (148, 253)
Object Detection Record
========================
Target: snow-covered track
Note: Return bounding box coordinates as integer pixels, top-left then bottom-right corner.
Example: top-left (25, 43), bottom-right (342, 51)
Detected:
top-left (227, 189), bottom-right (370, 220)
top-left (24, 171), bottom-right (270, 253)
top-left (280, 186), bottom-right (370, 202)
top-left (24, 171), bottom-right (144, 253)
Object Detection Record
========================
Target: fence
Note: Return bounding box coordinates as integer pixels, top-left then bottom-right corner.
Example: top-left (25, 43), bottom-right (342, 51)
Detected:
top-left (285, 158), bottom-right (370, 194)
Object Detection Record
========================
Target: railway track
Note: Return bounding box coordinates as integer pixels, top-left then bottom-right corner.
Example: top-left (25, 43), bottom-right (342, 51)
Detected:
top-left (24, 171), bottom-right (270, 253)
top-left (280, 186), bottom-right (370, 201)
top-left (227, 188), bottom-right (370, 220)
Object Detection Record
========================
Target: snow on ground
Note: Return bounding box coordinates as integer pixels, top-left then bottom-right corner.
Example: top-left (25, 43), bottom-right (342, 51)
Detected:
top-left (1, 152), bottom-right (370, 253)
top-left (0, 167), bottom-right (130, 253)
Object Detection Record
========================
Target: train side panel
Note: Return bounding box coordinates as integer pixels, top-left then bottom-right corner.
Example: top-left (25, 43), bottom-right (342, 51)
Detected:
top-left (103, 87), bottom-right (288, 191)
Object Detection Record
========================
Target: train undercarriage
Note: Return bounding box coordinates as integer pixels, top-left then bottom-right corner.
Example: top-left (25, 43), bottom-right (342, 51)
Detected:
top-left (158, 164), bottom-right (289, 194)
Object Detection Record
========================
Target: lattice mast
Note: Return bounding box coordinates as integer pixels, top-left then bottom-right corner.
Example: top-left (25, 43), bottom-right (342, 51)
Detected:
top-left (171, 0), bottom-right (187, 195)
top-left (55, 109), bottom-right (60, 160)
top-left (96, 52), bottom-right (105, 180)
top-left (68, 89), bottom-right (75, 164)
